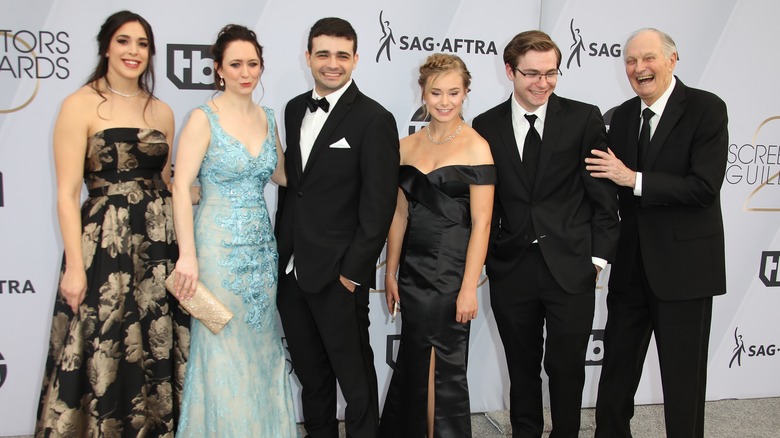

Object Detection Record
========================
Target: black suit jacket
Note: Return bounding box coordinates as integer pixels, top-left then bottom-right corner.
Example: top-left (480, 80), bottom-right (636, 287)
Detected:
top-left (276, 81), bottom-right (400, 292)
top-left (607, 78), bottom-right (728, 300)
top-left (473, 94), bottom-right (619, 294)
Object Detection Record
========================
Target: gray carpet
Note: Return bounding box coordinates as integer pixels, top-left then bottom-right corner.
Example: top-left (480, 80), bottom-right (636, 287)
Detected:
top-left (8, 398), bottom-right (778, 437)
top-left (312, 398), bottom-right (780, 437)
top-left (473, 398), bottom-right (780, 437)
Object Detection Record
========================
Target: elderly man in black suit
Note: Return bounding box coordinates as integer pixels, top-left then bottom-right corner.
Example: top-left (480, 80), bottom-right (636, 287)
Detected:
top-left (587, 28), bottom-right (728, 438)
top-left (275, 17), bottom-right (399, 438)
top-left (473, 30), bottom-right (619, 437)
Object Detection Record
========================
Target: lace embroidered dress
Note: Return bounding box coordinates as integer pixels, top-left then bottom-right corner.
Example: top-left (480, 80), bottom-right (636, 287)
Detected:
top-left (177, 105), bottom-right (298, 437)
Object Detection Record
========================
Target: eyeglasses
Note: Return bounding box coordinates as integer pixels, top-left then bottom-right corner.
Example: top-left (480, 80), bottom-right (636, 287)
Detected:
top-left (514, 68), bottom-right (560, 81)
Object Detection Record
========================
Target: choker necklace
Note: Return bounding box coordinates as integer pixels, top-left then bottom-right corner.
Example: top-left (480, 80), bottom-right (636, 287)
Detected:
top-left (426, 121), bottom-right (464, 145)
top-left (106, 84), bottom-right (141, 98)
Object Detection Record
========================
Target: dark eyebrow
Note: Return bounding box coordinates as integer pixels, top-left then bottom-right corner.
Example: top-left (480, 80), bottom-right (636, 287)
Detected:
top-left (114, 34), bottom-right (148, 42)
top-left (315, 50), bottom-right (352, 57)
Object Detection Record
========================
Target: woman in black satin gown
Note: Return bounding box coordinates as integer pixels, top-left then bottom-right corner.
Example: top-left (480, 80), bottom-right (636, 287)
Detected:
top-left (379, 54), bottom-right (495, 438)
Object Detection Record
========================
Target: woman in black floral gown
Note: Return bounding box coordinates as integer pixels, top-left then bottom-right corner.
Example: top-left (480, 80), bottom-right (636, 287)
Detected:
top-left (35, 11), bottom-right (189, 437)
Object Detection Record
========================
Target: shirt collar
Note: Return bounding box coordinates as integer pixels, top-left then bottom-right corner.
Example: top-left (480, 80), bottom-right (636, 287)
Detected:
top-left (641, 76), bottom-right (676, 118)
top-left (312, 79), bottom-right (353, 108)
top-left (511, 93), bottom-right (548, 125)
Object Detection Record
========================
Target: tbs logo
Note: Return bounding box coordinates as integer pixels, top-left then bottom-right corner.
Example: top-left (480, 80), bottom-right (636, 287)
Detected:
top-left (167, 44), bottom-right (215, 90)
top-left (759, 251), bottom-right (780, 287)
top-left (585, 329), bottom-right (605, 366)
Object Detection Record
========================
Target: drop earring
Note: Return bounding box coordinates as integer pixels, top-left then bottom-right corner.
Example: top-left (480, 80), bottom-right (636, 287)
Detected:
top-left (219, 76), bottom-right (225, 88)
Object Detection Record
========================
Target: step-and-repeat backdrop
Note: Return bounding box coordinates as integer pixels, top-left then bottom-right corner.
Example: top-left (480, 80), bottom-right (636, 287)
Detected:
top-left (1, 0), bottom-right (778, 434)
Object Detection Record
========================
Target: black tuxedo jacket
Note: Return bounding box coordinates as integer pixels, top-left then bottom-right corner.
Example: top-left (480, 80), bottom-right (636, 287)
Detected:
top-left (607, 78), bottom-right (728, 300)
top-left (276, 81), bottom-right (399, 293)
top-left (473, 94), bottom-right (619, 294)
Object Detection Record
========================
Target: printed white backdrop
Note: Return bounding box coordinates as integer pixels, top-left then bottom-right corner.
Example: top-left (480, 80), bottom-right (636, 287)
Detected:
top-left (1, 0), bottom-right (778, 435)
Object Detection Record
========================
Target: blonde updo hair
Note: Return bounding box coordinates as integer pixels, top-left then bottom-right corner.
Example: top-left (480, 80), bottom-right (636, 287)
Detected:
top-left (417, 54), bottom-right (472, 119)
top-left (418, 53), bottom-right (472, 93)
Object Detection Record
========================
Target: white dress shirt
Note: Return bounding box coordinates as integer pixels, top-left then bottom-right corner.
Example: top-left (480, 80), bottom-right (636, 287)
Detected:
top-left (510, 93), bottom-right (607, 269)
top-left (299, 79), bottom-right (352, 168)
top-left (287, 79), bottom-right (355, 280)
top-left (634, 76), bottom-right (677, 196)
top-left (510, 94), bottom-right (548, 160)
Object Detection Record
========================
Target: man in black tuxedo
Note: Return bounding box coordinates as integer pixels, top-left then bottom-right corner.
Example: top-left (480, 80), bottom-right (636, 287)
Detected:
top-left (587, 28), bottom-right (728, 438)
top-left (473, 30), bottom-right (619, 437)
top-left (275, 17), bottom-right (399, 438)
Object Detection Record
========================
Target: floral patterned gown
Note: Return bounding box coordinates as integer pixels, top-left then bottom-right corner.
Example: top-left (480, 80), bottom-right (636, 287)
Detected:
top-left (36, 128), bottom-right (190, 437)
top-left (176, 105), bottom-right (298, 437)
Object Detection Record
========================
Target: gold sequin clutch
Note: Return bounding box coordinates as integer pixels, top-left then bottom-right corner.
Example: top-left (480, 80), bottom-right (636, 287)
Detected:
top-left (165, 272), bottom-right (234, 334)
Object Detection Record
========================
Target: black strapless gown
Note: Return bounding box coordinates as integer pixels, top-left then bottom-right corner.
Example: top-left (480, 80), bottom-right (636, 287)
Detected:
top-left (380, 164), bottom-right (497, 438)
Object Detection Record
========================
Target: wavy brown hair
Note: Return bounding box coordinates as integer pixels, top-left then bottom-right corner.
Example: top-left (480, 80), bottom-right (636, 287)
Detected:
top-left (85, 10), bottom-right (157, 113)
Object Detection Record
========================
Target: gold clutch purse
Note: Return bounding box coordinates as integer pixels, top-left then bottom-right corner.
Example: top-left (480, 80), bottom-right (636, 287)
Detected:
top-left (165, 272), bottom-right (234, 334)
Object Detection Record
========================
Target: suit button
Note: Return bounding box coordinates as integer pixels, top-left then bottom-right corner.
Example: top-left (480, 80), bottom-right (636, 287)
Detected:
top-left (297, 191), bottom-right (303, 197)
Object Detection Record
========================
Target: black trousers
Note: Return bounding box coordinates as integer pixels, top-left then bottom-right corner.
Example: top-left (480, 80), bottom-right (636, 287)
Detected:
top-left (490, 245), bottom-right (595, 438)
top-left (595, 252), bottom-right (713, 438)
top-left (277, 271), bottom-right (379, 438)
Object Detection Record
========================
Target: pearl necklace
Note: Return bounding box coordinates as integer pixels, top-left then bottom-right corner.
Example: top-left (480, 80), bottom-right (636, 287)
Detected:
top-left (106, 84), bottom-right (141, 98)
top-left (426, 121), bottom-right (464, 145)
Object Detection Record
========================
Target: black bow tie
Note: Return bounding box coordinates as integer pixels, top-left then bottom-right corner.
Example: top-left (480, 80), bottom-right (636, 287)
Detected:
top-left (305, 95), bottom-right (330, 113)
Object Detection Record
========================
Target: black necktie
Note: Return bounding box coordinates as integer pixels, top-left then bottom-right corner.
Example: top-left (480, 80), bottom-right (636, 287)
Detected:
top-left (523, 114), bottom-right (541, 184)
top-left (305, 95), bottom-right (330, 113)
top-left (637, 108), bottom-right (654, 170)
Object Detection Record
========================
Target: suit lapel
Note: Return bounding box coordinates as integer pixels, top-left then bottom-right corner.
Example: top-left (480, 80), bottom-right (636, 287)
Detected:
top-left (536, 94), bottom-right (563, 190)
top-left (496, 97), bottom-right (532, 192)
top-left (624, 98), bottom-right (641, 170)
top-left (290, 96), bottom-right (307, 180)
top-left (302, 82), bottom-right (358, 175)
top-left (645, 79), bottom-right (686, 170)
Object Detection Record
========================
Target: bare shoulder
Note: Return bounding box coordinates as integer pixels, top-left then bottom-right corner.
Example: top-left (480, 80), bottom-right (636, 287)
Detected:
top-left (399, 130), bottom-right (423, 149)
top-left (462, 126), bottom-right (494, 165)
top-left (399, 129), bottom-right (425, 163)
top-left (149, 97), bottom-right (175, 134)
top-left (256, 102), bottom-right (269, 116)
top-left (60, 85), bottom-right (100, 112)
top-left (180, 105), bottom-right (211, 137)
top-left (151, 97), bottom-right (174, 119)
top-left (56, 85), bottom-right (103, 130)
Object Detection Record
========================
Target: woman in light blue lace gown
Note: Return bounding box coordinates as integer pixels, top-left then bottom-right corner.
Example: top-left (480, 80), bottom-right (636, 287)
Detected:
top-left (171, 25), bottom-right (298, 437)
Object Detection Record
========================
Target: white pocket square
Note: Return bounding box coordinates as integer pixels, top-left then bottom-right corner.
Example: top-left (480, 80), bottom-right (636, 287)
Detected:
top-left (329, 138), bottom-right (351, 149)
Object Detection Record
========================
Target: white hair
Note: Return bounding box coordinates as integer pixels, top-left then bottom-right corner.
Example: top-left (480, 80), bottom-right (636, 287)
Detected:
top-left (624, 28), bottom-right (678, 60)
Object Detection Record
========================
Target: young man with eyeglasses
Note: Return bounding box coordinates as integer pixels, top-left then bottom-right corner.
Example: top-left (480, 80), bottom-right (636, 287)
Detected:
top-left (473, 30), bottom-right (619, 437)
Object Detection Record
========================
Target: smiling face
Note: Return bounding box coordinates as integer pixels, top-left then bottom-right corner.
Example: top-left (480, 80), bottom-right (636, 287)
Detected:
top-left (216, 40), bottom-right (262, 95)
top-left (106, 21), bottom-right (149, 79)
top-left (423, 70), bottom-right (467, 123)
top-left (624, 30), bottom-right (677, 106)
top-left (305, 35), bottom-right (358, 96)
top-left (506, 49), bottom-right (558, 112)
